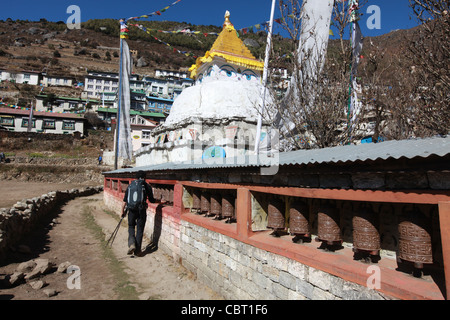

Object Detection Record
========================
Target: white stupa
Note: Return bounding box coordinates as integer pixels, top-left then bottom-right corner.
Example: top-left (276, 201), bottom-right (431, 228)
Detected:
top-left (135, 11), bottom-right (272, 166)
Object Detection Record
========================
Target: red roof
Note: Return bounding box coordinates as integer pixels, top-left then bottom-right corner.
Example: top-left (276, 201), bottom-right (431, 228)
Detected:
top-left (0, 107), bottom-right (84, 120)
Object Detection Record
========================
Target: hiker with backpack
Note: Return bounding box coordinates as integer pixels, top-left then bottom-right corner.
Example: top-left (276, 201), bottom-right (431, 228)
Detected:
top-left (121, 170), bottom-right (156, 256)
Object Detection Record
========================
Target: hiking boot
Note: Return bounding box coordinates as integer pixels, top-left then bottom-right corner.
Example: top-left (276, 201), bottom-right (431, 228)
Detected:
top-left (127, 244), bottom-right (135, 255)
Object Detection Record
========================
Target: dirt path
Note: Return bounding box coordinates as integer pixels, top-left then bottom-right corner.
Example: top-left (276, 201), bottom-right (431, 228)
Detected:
top-left (0, 192), bottom-right (223, 300)
top-left (0, 181), bottom-right (100, 209)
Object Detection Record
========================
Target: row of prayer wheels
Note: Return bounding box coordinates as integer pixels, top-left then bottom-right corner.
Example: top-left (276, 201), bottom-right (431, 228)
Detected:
top-left (266, 196), bottom-right (433, 275)
top-left (190, 189), bottom-right (236, 223)
top-left (152, 185), bottom-right (174, 204)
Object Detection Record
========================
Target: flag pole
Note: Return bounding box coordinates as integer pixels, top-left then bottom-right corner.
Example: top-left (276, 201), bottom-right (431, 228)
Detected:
top-left (347, 20), bottom-right (353, 144)
top-left (255, 0), bottom-right (276, 154)
top-left (27, 100), bottom-right (34, 132)
top-left (114, 20), bottom-right (126, 170)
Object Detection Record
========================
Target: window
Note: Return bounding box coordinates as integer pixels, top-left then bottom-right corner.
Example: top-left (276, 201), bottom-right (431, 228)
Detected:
top-left (88, 85), bottom-right (94, 89)
top-left (62, 120), bottom-right (75, 130)
top-left (142, 130), bottom-right (151, 139)
top-left (63, 79), bottom-right (69, 84)
top-left (43, 119), bottom-right (55, 129)
top-left (23, 74), bottom-right (31, 80)
top-left (96, 85), bottom-right (102, 90)
top-left (21, 118), bottom-right (35, 128)
top-left (88, 79), bottom-right (94, 83)
top-left (0, 116), bottom-right (14, 126)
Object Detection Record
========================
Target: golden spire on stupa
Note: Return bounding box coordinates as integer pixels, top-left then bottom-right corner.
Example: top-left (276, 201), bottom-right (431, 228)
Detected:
top-left (189, 11), bottom-right (264, 79)
top-left (223, 10), bottom-right (233, 28)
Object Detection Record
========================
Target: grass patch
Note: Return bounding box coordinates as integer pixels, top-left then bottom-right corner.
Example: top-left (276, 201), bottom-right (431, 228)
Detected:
top-left (81, 205), bottom-right (140, 300)
top-left (27, 152), bottom-right (46, 158)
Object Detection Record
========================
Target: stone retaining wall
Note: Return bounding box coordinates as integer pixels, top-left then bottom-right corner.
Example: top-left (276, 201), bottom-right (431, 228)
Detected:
top-left (0, 186), bottom-right (103, 262)
top-left (10, 157), bottom-right (98, 166)
top-left (179, 220), bottom-right (387, 300)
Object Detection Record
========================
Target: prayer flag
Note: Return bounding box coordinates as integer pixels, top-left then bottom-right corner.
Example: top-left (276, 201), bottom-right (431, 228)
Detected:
top-left (118, 40), bottom-right (133, 160)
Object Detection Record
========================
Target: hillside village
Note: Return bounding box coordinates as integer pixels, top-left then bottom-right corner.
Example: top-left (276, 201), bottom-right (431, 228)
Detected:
top-left (0, 17), bottom-right (420, 160)
top-left (0, 18), bottom-right (295, 160)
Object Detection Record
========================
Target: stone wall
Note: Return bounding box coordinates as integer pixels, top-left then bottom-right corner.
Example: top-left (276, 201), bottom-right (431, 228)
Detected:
top-left (0, 186), bottom-right (103, 261)
top-left (179, 220), bottom-right (387, 300)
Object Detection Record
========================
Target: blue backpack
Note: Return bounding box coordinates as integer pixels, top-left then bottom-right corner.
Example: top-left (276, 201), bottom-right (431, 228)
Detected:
top-left (127, 179), bottom-right (146, 210)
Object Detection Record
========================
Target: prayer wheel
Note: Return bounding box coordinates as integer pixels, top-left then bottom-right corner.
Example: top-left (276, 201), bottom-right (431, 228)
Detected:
top-left (153, 187), bottom-right (161, 201)
top-left (267, 197), bottom-right (285, 236)
top-left (161, 187), bottom-right (169, 203)
top-left (169, 188), bottom-right (174, 204)
top-left (192, 189), bottom-right (201, 213)
top-left (222, 192), bottom-right (235, 223)
top-left (289, 200), bottom-right (310, 242)
top-left (398, 208), bottom-right (433, 274)
top-left (200, 191), bottom-right (210, 215)
top-left (352, 204), bottom-right (380, 258)
top-left (210, 193), bottom-right (222, 219)
top-left (165, 187), bottom-right (171, 203)
top-left (317, 202), bottom-right (342, 247)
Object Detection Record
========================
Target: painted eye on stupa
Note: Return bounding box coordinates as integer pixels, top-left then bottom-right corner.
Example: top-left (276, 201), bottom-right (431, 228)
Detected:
top-left (220, 65), bottom-right (237, 78)
top-left (242, 70), bottom-right (258, 81)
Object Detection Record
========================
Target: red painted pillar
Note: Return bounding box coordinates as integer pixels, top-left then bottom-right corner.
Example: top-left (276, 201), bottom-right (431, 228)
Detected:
top-left (236, 188), bottom-right (253, 240)
top-left (438, 201), bottom-right (450, 300)
top-left (173, 183), bottom-right (184, 215)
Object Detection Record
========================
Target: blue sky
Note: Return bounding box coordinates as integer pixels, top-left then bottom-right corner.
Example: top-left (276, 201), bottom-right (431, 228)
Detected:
top-left (0, 0), bottom-right (420, 38)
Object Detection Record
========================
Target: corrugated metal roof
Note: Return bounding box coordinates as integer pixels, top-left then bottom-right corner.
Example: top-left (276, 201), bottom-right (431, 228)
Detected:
top-left (104, 136), bottom-right (450, 175)
top-left (279, 135), bottom-right (450, 166)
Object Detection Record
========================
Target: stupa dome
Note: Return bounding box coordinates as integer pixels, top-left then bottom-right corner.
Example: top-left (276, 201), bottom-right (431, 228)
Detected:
top-left (163, 11), bottom-right (269, 126)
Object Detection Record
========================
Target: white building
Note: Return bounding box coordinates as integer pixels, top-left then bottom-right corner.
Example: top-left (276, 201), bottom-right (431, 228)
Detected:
top-left (41, 73), bottom-right (76, 87)
top-left (0, 69), bottom-right (41, 85)
top-left (35, 94), bottom-right (91, 113)
top-left (129, 114), bottom-right (159, 151)
top-left (0, 107), bottom-right (85, 134)
top-left (84, 70), bottom-right (139, 99)
top-left (155, 68), bottom-right (189, 79)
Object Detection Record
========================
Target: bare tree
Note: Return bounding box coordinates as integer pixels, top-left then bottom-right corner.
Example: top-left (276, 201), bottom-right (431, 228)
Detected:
top-left (358, 43), bottom-right (392, 142)
top-left (406, 0), bottom-right (450, 136)
top-left (266, 0), bottom-right (368, 150)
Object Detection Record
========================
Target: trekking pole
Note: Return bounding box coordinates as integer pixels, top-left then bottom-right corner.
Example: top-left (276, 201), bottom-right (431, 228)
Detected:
top-left (106, 216), bottom-right (124, 247)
